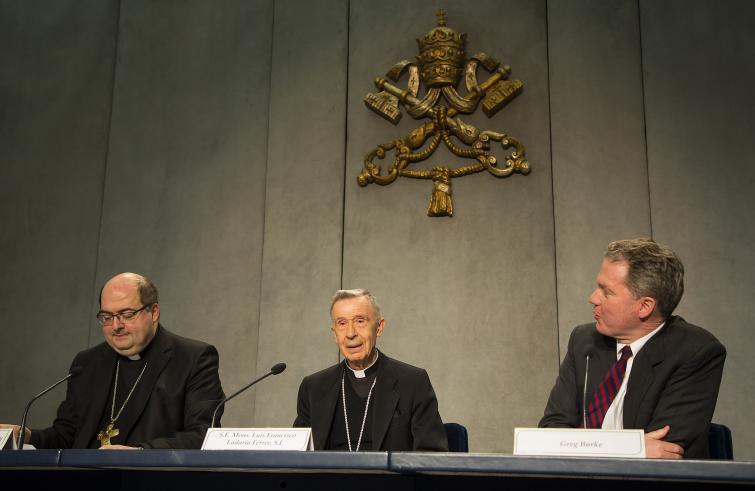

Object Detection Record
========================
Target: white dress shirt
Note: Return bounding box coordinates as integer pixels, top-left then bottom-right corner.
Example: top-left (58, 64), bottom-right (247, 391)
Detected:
top-left (601, 322), bottom-right (665, 429)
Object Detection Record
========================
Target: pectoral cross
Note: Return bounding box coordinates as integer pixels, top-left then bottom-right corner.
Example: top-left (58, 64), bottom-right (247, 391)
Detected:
top-left (97, 422), bottom-right (119, 446)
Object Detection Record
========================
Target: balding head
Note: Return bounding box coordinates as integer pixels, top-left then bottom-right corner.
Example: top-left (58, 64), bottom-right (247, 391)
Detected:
top-left (100, 272), bottom-right (159, 308)
top-left (98, 272), bottom-right (160, 357)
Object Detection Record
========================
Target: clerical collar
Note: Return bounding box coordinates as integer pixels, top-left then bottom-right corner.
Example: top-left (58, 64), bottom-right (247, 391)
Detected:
top-left (346, 351), bottom-right (380, 379)
top-left (119, 325), bottom-right (160, 362)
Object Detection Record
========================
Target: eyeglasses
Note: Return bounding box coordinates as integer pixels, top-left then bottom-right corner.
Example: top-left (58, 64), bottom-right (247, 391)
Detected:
top-left (96, 304), bottom-right (153, 326)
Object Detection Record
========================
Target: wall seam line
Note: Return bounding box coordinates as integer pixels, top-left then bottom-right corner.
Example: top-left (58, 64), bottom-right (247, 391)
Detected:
top-left (253, 0), bottom-right (277, 423)
top-left (340, 0), bottom-right (350, 293)
top-left (637, 0), bottom-right (653, 238)
top-left (545, 0), bottom-right (561, 366)
top-left (337, 0), bottom-right (351, 365)
top-left (89, 0), bottom-right (123, 349)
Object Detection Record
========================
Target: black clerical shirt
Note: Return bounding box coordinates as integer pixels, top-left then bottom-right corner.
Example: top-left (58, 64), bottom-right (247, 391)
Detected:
top-left (325, 355), bottom-right (382, 451)
top-left (90, 340), bottom-right (154, 448)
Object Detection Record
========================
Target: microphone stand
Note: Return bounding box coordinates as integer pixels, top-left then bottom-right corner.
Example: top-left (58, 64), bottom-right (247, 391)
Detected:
top-left (210, 363), bottom-right (286, 428)
top-left (17, 371), bottom-right (78, 450)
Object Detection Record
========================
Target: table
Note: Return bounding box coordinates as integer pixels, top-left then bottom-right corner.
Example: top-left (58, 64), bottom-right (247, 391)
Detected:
top-left (2, 450), bottom-right (754, 489)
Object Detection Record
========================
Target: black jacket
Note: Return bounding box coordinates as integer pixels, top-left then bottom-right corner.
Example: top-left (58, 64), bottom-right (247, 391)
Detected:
top-left (294, 353), bottom-right (448, 451)
top-left (539, 316), bottom-right (726, 458)
top-left (30, 325), bottom-right (224, 449)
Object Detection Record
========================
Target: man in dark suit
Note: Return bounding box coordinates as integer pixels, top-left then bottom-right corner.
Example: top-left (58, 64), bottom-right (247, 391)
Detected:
top-left (540, 239), bottom-right (726, 459)
top-left (294, 289), bottom-right (448, 451)
top-left (3, 272), bottom-right (224, 449)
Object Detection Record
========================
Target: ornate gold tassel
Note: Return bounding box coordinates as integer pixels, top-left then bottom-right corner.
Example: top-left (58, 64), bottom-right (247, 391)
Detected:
top-left (428, 167), bottom-right (453, 217)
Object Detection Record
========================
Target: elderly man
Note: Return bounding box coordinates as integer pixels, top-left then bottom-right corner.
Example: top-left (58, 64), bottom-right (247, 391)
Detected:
top-left (540, 239), bottom-right (726, 459)
top-left (294, 289), bottom-right (448, 451)
top-left (2, 272), bottom-right (224, 449)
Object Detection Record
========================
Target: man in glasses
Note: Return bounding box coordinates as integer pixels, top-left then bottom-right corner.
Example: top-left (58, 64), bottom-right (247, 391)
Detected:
top-left (3, 272), bottom-right (224, 449)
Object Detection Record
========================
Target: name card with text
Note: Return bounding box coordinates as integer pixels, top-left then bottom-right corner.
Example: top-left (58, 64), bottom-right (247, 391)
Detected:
top-left (513, 428), bottom-right (645, 458)
top-left (0, 428), bottom-right (13, 450)
top-left (202, 428), bottom-right (314, 451)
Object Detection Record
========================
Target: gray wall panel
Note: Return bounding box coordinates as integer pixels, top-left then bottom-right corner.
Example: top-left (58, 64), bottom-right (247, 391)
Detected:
top-left (0, 1), bottom-right (117, 426)
top-left (549, 0), bottom-right (651, 359)
top-left (94, 0), bottom-right (273, 427)
top-left (2, 0), bottom-right (753, 459)
top-left (641, 0), bottom-right (755, 460)
top-left (254, 0), bottom-right (348, 427)
top-left (345, 0), bottom-right (555, 452)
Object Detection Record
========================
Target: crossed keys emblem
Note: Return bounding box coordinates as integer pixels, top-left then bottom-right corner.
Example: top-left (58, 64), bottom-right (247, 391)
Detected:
top-left (358, 10), bottom-right (530, 217)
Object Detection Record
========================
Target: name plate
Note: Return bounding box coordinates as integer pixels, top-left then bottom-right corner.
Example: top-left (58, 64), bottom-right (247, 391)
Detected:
top-left (513, 428), bottom-right (645, 458)
top-left (0, 428), bottom-right (13, 450)
top-left (202, 428), bottom-right (314, 451)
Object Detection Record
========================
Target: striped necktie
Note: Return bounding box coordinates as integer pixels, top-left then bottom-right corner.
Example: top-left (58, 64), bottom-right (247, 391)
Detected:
top-left (585, 346), bottom-right (633, 428)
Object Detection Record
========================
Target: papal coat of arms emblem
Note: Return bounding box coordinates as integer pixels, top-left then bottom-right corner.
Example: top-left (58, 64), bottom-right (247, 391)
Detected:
top-left (358, 10), bottom-right (530, 217)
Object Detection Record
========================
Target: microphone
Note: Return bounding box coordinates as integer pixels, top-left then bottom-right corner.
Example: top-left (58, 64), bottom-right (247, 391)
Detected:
top-left (210, 362), bottom-right (286, 428)
top-left (581, 345), bottom-right (594, 429)
top-left (17, 366), bottom-right (83, 450)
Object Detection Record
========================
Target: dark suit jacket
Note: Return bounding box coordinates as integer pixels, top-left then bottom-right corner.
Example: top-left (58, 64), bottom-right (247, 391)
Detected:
top-left (30, 325), bottom-right (224, 449)
top-left (293, 353), bottom-right (448, 451)
top-left (539, 316), bottom-right (726, 458)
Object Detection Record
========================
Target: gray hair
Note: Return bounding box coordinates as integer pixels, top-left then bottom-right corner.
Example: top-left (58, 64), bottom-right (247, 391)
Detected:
top-left (330, 289), bottom-right (382, 321)
top-left (604, 238), bottom-right (684, 318)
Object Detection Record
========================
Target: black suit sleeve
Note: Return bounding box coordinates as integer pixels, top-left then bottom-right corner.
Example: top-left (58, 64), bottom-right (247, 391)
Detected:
top-left (410, 369), bottom-right (448, 451)
top-left (539, 327), bottom-right (582, 428)
top-left (645, 339), bottom-right (726, 452)
top-left (293, 377), bottom-right (311, 428)
top-left (140, 345), bottom-right (224, 449)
